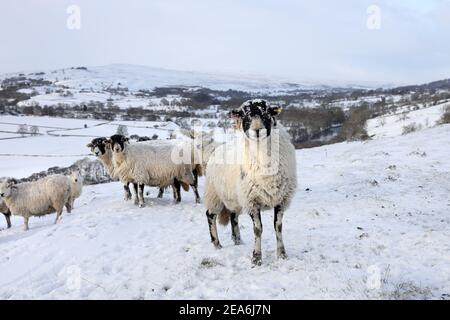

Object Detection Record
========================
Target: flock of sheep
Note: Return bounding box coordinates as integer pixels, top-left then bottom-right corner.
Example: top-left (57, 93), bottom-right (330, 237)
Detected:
top-left (0, 99), bottom-right (297, 265)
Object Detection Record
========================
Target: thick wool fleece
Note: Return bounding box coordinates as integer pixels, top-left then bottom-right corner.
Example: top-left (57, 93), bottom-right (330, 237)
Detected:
top-left (204, 125), bottom-right (297, 223)
top-left (0, 174), bottom-right (71, 219)
top-left (112, 142), bottom-right (195, 188)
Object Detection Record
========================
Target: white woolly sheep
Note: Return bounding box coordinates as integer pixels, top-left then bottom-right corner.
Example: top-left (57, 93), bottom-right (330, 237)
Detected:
top-left (0, 174), bottom-right (71, 231)
top-left (0, 198), bottom-right (11, 229)
top-left (157, 130), bottom-right (220, 203)
top-left (66, 170), bottom-right (83, 210)
top-left (107, 134), bottom-right (196, 207)
top-left (204, 99), bottom-right (297, 265)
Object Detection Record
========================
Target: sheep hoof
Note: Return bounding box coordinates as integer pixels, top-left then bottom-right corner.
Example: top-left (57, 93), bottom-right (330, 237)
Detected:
top-left (213, 242), bottom-right (222, 249)
top-left (139, 203), bottom-right (145, 208)
top-left (195, 198), bottom-right (201, 204)
top-left (252, 252), bottom-right (262, 266)
top-left (233, 238), bottom-right (241, 245)
top-left (277, 251), bottom-right (288, 260)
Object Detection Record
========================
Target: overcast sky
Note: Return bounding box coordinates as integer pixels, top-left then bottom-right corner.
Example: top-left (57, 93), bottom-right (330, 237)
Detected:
top-left (1, 0), bottom-right (449, 86)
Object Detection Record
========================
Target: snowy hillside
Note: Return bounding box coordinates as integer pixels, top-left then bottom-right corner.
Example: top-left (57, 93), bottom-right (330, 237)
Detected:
top-left (0, 124), bottom-right (449, 299)
top-left (1, 64), bottom-right (333, 110)
top-left (4, 64), bottom-right (319, 93)
top-left (367, 102), bottom-right (449, 138)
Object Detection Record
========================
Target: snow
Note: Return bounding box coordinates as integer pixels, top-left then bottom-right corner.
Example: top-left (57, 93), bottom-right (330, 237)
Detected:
top-left (0, 115), bottom-right (176, 178)
top-left (367, 103), bottom-right (447, 138)
top-left (0, 123), bottom-right (449, 299)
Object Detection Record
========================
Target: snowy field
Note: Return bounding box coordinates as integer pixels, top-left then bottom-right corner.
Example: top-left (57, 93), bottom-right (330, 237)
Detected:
top-left (0, 123), bottom-right (449, 299)
top-left (0, 115), bottom-right (174, 178)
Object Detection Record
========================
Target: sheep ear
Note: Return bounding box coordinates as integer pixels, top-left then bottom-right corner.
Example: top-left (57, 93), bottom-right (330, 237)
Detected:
top-left (7, 178), bottom-right (17, 187)
top-left (229, 109), bottom-right (244, 118)
top-left (269, 107), bottom-right (283, 116)
top-left (86, 143), bottom-right (93, 148)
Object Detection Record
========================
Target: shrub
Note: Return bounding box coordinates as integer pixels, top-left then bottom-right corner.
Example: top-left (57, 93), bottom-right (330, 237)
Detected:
top-left (402, 122), bottom-right (422, 135)
top-left (440, 105), bottom-right (450, 124)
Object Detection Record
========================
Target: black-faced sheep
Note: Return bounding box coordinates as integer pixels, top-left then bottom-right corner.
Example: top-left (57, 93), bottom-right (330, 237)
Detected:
top-left (107, 134), bottom-right (196, 207)
top-left (0, 174), bottom-right (72, 231)
top-left (204, 99), bottom-right (297, 265)
top-left (87, 137), bottom-right (138, 203)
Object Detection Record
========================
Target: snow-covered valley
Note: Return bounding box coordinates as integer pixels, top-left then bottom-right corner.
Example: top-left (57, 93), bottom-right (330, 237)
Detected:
top-left (0, 123), bottom-right (448, 299)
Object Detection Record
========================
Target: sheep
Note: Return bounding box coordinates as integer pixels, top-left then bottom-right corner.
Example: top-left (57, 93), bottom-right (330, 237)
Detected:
top-left (156, 130), bottom-right (219, 203)
top-left (204, 99), bottom-right (297, 265)
top-left (107, 134), bottom-right (196, 207)
top-left (0, 174), bottom-right (71, 231)
top-left (87, 137), bottom-right (138, 203)
top-left (66, 170), bottom-right (83, 211)
top-left (0, 198), bottom-right (11, 229)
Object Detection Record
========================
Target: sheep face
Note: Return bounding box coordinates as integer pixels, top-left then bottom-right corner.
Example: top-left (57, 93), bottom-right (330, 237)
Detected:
top-left (230, 99), bottom-right (282, 140)
top-left (70, 171), bottom-right (82, 184)
top-left (108, 135), bottom-right (129, 153)
top-left (87, 137), bottom-right (108, 157)
top-left (0, 179), bottom-right (18, 199)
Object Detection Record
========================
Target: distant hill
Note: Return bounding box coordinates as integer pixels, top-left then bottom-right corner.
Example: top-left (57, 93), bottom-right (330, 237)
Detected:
top-left (1, 64), bottom-right (331, 93)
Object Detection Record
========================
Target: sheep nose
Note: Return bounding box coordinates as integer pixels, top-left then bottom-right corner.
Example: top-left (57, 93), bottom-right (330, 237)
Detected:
top-left (0, 193), bottom-right (4, 197)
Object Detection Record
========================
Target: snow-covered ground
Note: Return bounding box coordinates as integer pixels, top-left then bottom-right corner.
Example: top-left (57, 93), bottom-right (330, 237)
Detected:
top-left (0, 124), bottom-right (449, 299)
top-left (367, 102), bottom-right (447, 138)
top-left (0, 115), bottom-right (177, 178)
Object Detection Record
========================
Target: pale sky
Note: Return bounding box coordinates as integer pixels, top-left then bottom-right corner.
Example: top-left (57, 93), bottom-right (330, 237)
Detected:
top-left (1, 0), bottom-right (449, 86)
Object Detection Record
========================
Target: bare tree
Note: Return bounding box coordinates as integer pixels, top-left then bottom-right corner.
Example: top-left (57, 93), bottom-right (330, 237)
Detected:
top-left (116, 124), bottom-right (128, 136)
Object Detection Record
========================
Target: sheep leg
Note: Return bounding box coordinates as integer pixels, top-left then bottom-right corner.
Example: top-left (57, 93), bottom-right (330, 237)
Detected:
top-left (138, 184), bottom-right (145, 208)
top-left (132, 183), bottom-right (139, 205)
top-left (55, 209), bottom-right (63, 224)
top-left (157, 188), bottom-right (164, 198)
top-left (274, 205), bottom-right (287, 259)
top-left (191, 184), bottom-right (201, 204)
top-left (230, 212), bottom-right (241, 245)
top-left (192, 169), bottom-right (201, 203)
top-left (65, 201), bottom-right (72, 214)
top-left (250, 209), bottom-right (263, 266)
top-left (4, 213), bottom-right (11, 229)
top-left (23, 216), bottom-right (29, 231)
top-left (173, 179), bottom-right (181, 203)
top-left (123, 182), bottom-right (132, 201)
top-left (206, 210), bottom-right (222, 249)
